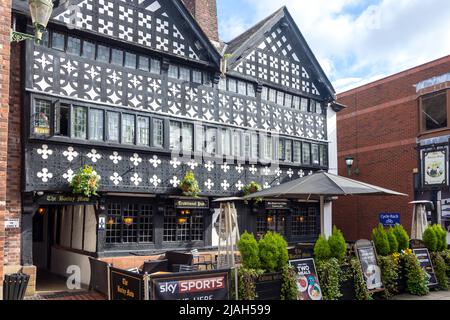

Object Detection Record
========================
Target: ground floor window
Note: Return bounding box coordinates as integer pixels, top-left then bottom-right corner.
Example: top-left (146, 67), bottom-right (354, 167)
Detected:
top-left (163, 207), bottom-right (204, 242)
top-left (106, 202), bottom-right (154, 244)
top-left (291, 206), bottom-right (319, 238)
top-left (257, 210), bottom-right (287, 238)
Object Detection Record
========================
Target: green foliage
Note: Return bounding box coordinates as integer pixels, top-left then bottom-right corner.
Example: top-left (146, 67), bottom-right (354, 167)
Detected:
top-left (423, 226), bottom-right (438, 252)
top-left (441, 250), bottom-right (450, 279)
top-left (328, 226), bottom-right (347, 262)
top-left (70, 165), bottom-right (101, 197)
top-left (314, 235), bottom-right (331, 261)
top-left (280, 265), bottom-right (298, 300)
top-left (231, 268), bottom-right (264, 300)
top-left (316, 258), bottom-right (342, 300)
top-left (378, 255), bottom-right (400, 299)
top-left (387, 228), bottom-right (399, 254)
top-left (179, 171), bottom-right (201, 197)
top-left (371, 224), bottom-right (390, 256)
top-left (431, 252), bottom-right (449, 291)
top-left (258, 232), bottom-right (288, 272)
top-left (238, 232), bottom-right (260, 270)
top-left (392, 225), bottom-right (410, 251)
top-left (349, 257), bottom-right (373, 300)
top-left (432, 224), bottom-right (448, 252)
top-left (242, 182), bottom-right (263, 204)
top-left (402, 251), bottom-right (429, 296)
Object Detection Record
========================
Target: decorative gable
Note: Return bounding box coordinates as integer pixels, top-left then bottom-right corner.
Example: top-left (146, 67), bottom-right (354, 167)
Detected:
top-left (233, 23), bottom-right (321, 96)
top-left (53, 0), bottom-right (214, 63)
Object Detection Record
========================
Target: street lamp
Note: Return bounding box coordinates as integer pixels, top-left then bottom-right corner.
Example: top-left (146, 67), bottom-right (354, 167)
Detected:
top-left (345, 156), bottom-right (359, 176)
top-left (11, 0), bottom-right (54, 44)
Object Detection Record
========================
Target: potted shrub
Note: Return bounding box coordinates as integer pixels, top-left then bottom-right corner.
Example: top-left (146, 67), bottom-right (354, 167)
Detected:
top-left (314, 234), bottom-right (342, 300)
top-left (70, 165), bottom-right (101, 197)
top-left (424, 224), bottom-right (449, 291)
top-left (392, 225), bottom-right (410, 293)
top-left (179, 171), bottom-right (200, 197)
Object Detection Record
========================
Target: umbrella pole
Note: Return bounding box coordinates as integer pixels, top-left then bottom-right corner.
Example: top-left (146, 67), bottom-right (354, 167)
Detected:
top-left (320, 195), bottom-right (325, 237)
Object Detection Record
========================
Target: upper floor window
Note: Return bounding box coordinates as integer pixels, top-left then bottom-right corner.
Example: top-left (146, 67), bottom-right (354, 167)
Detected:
top-left (72, 106), bottom-right (88, 139)
top-left (168, 63), bottom-right (211, 86)
top-left (220, 77), bottom-right (256, 98)
top-left (33, 99), bottom-right (51, 136)
top-left (421, 91), bottom-right (448, 131)
top-left (262, 86), bottom-right (323, 114)
top-left (170, 121), bottom-right (193, 152)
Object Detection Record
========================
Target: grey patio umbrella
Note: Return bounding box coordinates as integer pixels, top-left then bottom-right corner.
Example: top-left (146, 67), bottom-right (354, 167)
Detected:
top-left (244, 171), bottom-right (408, 236)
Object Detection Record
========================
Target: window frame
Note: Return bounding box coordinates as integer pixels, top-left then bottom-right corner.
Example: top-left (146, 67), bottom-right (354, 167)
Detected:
top-left (419, 89), bottom-right (450, 134)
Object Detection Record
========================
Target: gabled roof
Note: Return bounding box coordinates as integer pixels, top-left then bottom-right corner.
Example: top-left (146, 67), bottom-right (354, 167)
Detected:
top-left (225, 7), bottom-right (336, 100)
top-left (12, 0), bottom-right (222, 67)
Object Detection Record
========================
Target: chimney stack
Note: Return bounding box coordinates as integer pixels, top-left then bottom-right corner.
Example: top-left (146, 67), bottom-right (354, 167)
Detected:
top-left (183, 0), bottom-right (220, 44)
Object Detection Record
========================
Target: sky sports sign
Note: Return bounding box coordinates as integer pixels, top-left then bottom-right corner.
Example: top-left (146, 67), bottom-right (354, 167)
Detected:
top-left (150, 270), bottom-right (230, 300)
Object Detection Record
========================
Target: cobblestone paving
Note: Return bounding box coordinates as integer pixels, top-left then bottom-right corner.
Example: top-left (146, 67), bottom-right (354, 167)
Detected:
top-left (392, 290), bottom-right (450, 300)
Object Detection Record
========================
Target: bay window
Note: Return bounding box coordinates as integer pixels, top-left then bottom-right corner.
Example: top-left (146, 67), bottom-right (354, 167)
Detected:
top-left (302, 142), bottom-right (311, 165)
top-left (89, 109), bottom-right (104, 141)
top-left (72, 106), bottom-right (88, 139)
top-left (122, 114), bottom-right (135, 144)
top-left (137, 116), bottom-right (150, 146)
top-left (182, 123), bottom-right (194, 151)
top-left (170, 121), bottom-right (182, 150)
top-left (205, 127), bottom-right (217, 155)
top-left (33, 99), bottom-right (51, 136)
top-left (107, 112), bottom-right (120, 142)
top-left (152, 118), bottom-right (164, 148)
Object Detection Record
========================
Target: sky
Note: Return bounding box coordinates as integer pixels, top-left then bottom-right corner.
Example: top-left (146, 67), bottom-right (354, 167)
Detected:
top-left (217, 0), bottom-right (450, 93)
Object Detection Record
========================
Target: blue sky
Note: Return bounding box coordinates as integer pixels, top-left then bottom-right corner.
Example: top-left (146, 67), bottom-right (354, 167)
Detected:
top-left (217, 0), bottom-right (450, 93)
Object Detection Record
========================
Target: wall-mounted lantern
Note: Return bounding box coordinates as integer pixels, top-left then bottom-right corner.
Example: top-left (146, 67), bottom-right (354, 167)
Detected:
top-left (345, 156), bottom-right (360, 176)
top-left (11, 0), bottom-right (54, 44)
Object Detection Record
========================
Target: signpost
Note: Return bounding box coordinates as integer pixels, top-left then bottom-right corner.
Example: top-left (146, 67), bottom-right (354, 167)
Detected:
top-left (379, 213), bottom-right (400, 227)
top-left (412, 248), bottom-right (438, 288)
top-left (355, 240), bottom-right (384, 292)
top-left (149, 269), bottom-right (230, 300)
top-left (289, 258), bottom-right (322, 301)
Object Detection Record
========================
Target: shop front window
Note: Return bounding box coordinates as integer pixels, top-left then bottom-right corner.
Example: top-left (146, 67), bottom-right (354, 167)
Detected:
top-left (421, 92), bottom-right (448, 131)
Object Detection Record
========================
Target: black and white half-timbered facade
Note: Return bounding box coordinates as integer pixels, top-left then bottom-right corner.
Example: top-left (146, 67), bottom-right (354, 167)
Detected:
top-left (12, 0), bottom-right (342, 285)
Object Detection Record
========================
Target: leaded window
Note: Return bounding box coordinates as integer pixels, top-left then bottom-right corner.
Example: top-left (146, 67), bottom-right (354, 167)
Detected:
top-left (137, 116), bottom-right (150, 146)
top-left (152, 118), bottom-right (164, 148)
top-left (291, 207), bottom-right (319, 238)
top-left (97, 45), bottom-right (110, 63)
top-left (107, 112), bottom-right (120, 142)
top-left (122, 114), bottom-right (135, 144)
top-left (170, 121), bottom-right (182, 150)
top-left (320, 145), bottom-right (328, 167)
top-left (33, 99), bottom-right (51, 136)
top-left (182, 123), bottom-right (194, 151)
top-left (163, 208), bottom-right (204, 242)
top-left (312, 144), bottom-right (320, 165)
top-left (89, 109), bottom-right (104, 141)
top-left (302, 142), bottom-right (311, 165)
top-left (52, 32), bottom-right (65, 51)
top-left (72, 106), bottom-right (87, 139)
top-left (111, 48), bottom-right (124, 66)
top-left (125, 52), bottom-right (137, 69)
top-left (82, 40), bottom-right (96, 60)
top-left (67, 36), bottom-right (81, 55)
top-left (293, 141), bottom-right (302, 163)
top-left (221, 128), bottom-right (232, 156)
top-left (205, 127), bottom-right (217, 155)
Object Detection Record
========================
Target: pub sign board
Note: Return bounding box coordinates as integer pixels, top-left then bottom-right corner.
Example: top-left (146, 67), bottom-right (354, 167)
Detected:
top-left (150, 269), bottom-right (230, 300)
top-left (423, 149), bottom-right (447, 187)
top-left (289, 259), bottom-right (322, 300)
top-left (109, 267), bottom-right (144, 300)
top-left (174, 199), bottom-right (209, 210)
top-left (265, 201), bottom-right (289, 210)
top-left (37, 194), bottom-right (97, 205)
top-left (412, 248), bottom-right (438, 288)
top-left (355, 240), bottom-right (384, 292)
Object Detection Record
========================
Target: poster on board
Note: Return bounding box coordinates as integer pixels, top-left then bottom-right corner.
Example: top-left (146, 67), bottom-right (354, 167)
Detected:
top-left (423, 150), bottom-right (447, 186)
top-left (289, 258), bottom-right (322, 300)
top-left (413, 248), bottom-right (438, 287)
top-left (355, 241), bottom-right (384, 291)
top-left (109, 267), bottom-right (145, 300)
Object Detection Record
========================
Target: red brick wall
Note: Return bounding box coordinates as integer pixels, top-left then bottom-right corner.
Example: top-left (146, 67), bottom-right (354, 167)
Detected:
top-left (0, 0), bottom-right (12, 290)
top-left (182, 0), bottom-right (219, 42)
top-left (5, 40), bottom-right (23, 266)
top-left (334, 55), bottom-right (450, 241)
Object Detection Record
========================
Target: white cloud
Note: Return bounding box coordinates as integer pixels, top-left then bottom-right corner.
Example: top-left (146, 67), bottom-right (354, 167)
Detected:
top-left (224, 0), bottom-right (450, 93)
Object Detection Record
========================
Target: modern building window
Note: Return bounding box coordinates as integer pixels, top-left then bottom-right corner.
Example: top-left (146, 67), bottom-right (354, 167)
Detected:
top-left (311, 144), bottom-right (320, 165)
top-left (89, 109), bottom-right (104, 141)
top-left (152, 118), bottom-right (164, 148)
top-left (182, 123), bottom-right (194, 152)
top-left (137, 116), bottom-right (150, 146)
top-left (293, 141), bottom-right (302, 163)
top-left (111, 48), bottom-right (124, 66)
top-left (55, 103), bottom-right (70, 137)
top-left (72, 106), bottom-right (88, 139)
top-left (302, 142), bottom-right (311, 165)
top-left (51, 32), bottom-right (65, 51)
top-left (67, 36), bottom-right (81, 55)
top-left (106, 202), bottom-right (154, 244)
top-left (170, 121), bottom-right (182, 150)
top-left (82, 40), bottom-right (96, 60)
top-left (421, 92), bottom-right (448, 131)
top-left (33, 99), bottom-right (51, 136)
top-left (124, 52), bottom-right (137, 69)
top-left (205, 127), bottom-right (217, 155)
top-left (107, 112), bottom-right (120, 142)
top-left (97, 45), bottom-right (110, 63)
top-left (122, 114), bottom-right (135, 144)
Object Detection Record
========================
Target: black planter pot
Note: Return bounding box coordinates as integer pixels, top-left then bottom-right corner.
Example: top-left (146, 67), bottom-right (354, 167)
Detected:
top-left (254, 272), bottom-right (283, 300)
top-left (339, 265), bottom-right (356, 300)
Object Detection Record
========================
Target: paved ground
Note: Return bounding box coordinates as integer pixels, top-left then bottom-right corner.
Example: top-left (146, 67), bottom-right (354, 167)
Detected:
top-left (392, 290), bottom-right (450, 300)
top-left (25, 291), bottom-right (106, 300)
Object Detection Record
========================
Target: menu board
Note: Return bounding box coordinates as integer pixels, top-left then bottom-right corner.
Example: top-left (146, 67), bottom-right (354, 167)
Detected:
top-left (413, 248), bottom-right (438, 287)
top-left (289, 259), bottom-right (322, 301)
top-left (150, 269), bottom-right (230, 300)
top-left (356, 245), bottom-right (383, 291)
top-left (109, 267), bottom-right (144, 300)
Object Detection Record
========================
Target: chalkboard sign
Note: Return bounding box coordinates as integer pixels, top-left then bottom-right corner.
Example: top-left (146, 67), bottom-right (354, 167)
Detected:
top-left (289, 258), bottom-right (322, 301)
top-left (412, 248), bottom-right (438, 287)
top-left (150, 269), bottom-right (230, 300)
top-left (254, 272), bottom-right (283, 300)
top-left (109, 267), bottom-right (145, 300)
top-left (355, 240), bottom-right (384, 292)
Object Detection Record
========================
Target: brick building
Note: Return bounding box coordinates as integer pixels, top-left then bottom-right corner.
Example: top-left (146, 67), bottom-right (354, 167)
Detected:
top-left (334, 55), bottom-right (450, 241)
top-left (1, 0), bottom-right (342, 298)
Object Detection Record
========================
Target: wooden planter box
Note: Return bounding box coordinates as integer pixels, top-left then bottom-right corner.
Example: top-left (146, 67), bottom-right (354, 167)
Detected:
top-left (254, 272), bottom-right (283, 300)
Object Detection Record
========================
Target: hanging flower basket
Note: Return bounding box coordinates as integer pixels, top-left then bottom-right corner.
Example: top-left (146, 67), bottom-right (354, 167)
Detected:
top-left (179, 171), bottom-right (201, 197)
top-left (70, 165), bottom-right (101, 197)
top-left (242, 182), bottom-right (263, 204)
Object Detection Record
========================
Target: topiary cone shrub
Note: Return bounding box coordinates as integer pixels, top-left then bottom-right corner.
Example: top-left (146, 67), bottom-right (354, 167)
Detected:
top-left (371, 224), bottom-right (390, 256)
top-left (238, 231), bottom-right (260, 270)
top-left (392, 225), bottom-right (410, 252)
top-left (387, 228), bottom-right (399, 254)
top-left (423, 226), bottom-right (438, 252)
top-left (328, 226), bottom-right (347, 262)
top-left (258, 232), bottom-right (288, 273)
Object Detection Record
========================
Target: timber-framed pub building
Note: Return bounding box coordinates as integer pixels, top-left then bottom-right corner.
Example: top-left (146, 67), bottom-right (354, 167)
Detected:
top-left (5, 0), bottom-right (343, 291)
